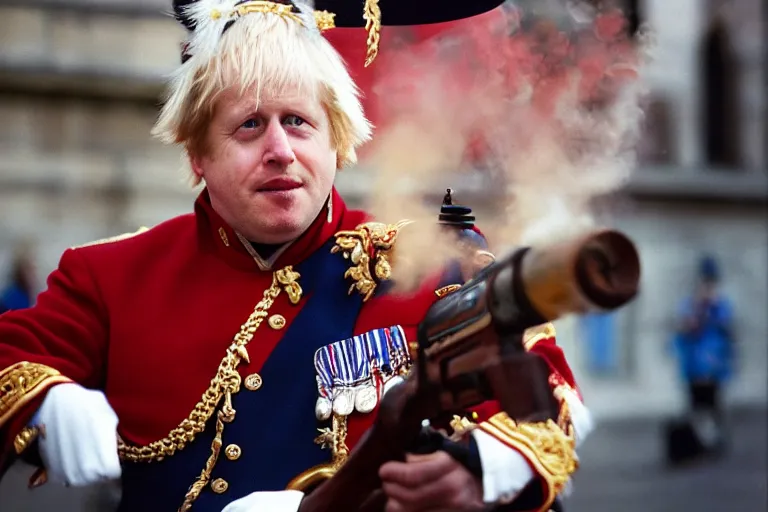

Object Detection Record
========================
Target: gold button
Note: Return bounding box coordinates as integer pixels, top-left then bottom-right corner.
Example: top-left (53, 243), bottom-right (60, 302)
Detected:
top-left (268, 314), bottom-right (286, 330)
top-left (225, 444), bottom-right (241, 461)
top-left (211, 478), bottom-right (228, 494)
top-left (218, 227), bottom-right (229, 247)
top-left (244, 373), bottom-right (262, 391)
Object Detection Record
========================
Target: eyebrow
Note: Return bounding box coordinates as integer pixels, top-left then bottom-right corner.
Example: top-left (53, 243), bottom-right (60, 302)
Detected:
top-left (236, 98), bottom-right (323, 125)
top-left (228, 100), bottom-right (260, 120)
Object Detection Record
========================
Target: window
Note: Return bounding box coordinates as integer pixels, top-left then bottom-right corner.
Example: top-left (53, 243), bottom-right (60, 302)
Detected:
top-left (701, 19), bottom-right (742, 168)
top-left (637, 96), bottom-right (677, 165)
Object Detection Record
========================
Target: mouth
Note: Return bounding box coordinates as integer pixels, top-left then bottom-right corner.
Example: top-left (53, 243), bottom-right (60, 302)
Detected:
top-left (256, 178), bottom-right (303, 193)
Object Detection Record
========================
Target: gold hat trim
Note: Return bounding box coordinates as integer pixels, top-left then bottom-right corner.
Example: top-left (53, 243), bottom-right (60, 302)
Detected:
top-left (210, 0), bottom-right (382, 67)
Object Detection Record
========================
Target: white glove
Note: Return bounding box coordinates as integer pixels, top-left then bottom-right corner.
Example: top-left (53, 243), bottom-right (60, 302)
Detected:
top-left (32, 383), bottom-right (121, 486)
top-left (221, 490), bottom-right (304, 512)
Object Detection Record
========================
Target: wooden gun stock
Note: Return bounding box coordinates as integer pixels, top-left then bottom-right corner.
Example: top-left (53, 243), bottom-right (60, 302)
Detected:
top-left (296, 229), bottom-right (641, 512)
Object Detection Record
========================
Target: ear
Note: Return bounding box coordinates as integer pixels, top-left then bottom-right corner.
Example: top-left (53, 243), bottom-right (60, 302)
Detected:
top-left (189, 152), bottom-right (206, 181)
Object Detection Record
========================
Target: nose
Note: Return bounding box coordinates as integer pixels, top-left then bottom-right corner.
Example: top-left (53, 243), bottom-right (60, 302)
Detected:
top-left (262, 120), bottom-right (296, 167)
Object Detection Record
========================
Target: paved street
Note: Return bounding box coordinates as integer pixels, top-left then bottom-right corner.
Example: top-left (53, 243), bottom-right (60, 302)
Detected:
top-left (1, 408), bottom-right (766, 511)
top-left (565, 407), bottom-right (768, 512)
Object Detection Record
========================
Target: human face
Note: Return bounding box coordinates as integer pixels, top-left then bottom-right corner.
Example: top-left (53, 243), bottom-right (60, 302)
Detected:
top-left (191, 86), bottom-right (337, 244)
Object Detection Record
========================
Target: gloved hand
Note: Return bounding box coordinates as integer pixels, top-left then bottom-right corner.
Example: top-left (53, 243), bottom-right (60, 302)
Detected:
top-left (221, 490), bottom-right (304, 512)
top-left (31, 383), bottom-right (121, 486)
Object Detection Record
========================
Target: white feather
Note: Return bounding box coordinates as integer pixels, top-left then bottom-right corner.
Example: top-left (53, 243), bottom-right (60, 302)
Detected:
top-left (181, 0), bottom-right (324, 64)
top-left (293, 1), bottom-right (322, 35)
top-left (183, 0), bottom-right (240, 63)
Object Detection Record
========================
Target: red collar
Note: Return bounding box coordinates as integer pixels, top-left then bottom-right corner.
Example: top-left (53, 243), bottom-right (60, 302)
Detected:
top-left (194, 188), bottom-right (368, 271)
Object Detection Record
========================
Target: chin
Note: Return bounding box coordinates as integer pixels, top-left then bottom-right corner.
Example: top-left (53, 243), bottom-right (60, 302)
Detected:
top-left (251, 216), bottom-right (311, 245)
top-left (242, 194), bottom-right (322, 243)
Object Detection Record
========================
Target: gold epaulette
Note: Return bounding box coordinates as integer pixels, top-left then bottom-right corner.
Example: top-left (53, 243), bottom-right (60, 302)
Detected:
top-left (331, 220), bottom-right (411, 302)
top-left (71, 226), bottom-right (150, 250)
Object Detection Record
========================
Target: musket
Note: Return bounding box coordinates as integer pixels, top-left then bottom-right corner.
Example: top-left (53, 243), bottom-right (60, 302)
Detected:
top-left (294, 228), bottom-right (641, 512)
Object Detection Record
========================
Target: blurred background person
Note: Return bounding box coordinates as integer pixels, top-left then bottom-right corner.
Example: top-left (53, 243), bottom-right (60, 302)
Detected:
top-left (667, 254), bottom-right (736, 462)
top-left (0, 244), bottom-right (38, 314)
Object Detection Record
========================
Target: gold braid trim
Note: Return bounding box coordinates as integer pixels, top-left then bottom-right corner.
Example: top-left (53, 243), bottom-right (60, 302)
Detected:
top-left (363, 0), bottom-right (382, 67)
top-left (117, 267), bottom-right (302, 465)
top-left (179, 408), bottom-right (229, 511)
top-left (313, 413), bottom-right (349, 467)
top-left (211, 1), bottom-right (336, 32)
top-left (478, 405), bottom-right (578, 512)
top-left (71, 227), bottom-right (150, 249)
top-left (332, 220), bottom-right (411, 302)
top-left (1, 362), bottom-right (72, 428)
top-left (14, 426), bottom-right (42, 455)
top-left (286, 413), bottom-right (349, 491)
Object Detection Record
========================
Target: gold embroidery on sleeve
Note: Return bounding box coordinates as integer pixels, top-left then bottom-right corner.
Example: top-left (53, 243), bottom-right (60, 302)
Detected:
top-left (479, 411), bottom-right (577, 512)
top-left (0, 362), bottom-right (71, 428)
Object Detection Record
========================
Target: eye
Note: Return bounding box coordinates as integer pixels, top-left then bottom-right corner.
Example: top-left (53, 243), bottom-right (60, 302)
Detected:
top-left (241, 118), bottom-right (260, 129)
top-left (283, 115), bottom-right (306, 127)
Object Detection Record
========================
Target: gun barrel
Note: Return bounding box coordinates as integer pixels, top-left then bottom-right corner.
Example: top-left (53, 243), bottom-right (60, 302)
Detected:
top-left (519, 229), bottom-right (641, 320)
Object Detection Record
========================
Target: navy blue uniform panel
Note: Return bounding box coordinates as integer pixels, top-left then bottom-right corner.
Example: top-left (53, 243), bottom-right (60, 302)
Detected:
top-left (118, 240), bottom-right (363, 512)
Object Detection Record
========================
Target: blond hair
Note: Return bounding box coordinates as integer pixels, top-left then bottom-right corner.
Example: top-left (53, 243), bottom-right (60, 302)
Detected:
top-left (152, 1), bottom-right (372, 185)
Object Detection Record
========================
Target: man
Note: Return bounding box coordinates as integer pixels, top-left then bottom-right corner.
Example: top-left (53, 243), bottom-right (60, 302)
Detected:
top-left (669, 255), bottom-right (735, 459)
top-left (0, 1), bottom-right (591, 511)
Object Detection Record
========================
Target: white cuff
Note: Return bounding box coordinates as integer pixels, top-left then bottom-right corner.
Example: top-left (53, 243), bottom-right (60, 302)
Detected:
top-left (221, 490), bottom-right (304, 512)
top-left (561, 388), bottom-right (594, 447)
top-left (472, 429), bottom-right (534, 504)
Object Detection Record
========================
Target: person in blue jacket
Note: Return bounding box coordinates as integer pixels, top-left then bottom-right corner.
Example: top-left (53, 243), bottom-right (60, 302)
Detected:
top-left (672, 254), bottom-right (736, 452)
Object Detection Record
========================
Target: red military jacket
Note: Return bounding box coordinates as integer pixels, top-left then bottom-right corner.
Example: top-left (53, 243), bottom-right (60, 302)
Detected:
top-left (0, 188), bottom-right (581, 511)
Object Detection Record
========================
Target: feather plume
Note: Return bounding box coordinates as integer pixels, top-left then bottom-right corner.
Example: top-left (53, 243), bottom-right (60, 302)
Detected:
top-left (182, 0), bottom-right (241, 64)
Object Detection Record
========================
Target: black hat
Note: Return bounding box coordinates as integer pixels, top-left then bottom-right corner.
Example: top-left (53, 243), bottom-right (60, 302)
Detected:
top-left (172, 0), bottom-right (506, 66)
top-left (314, 0), bottom-right (505, 65)
top-left (312, 0), bottom-right (506, 28)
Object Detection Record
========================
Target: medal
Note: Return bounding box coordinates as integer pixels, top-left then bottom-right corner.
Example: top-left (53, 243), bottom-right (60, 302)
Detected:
top-left (332, 388), bottom-right (355, 416)
top-left (315, 396), bottom-right (332, 421)
top-left (354, 384), bottom-right (378, 413)
top-left (314, 325), bottom-right (412, 420)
